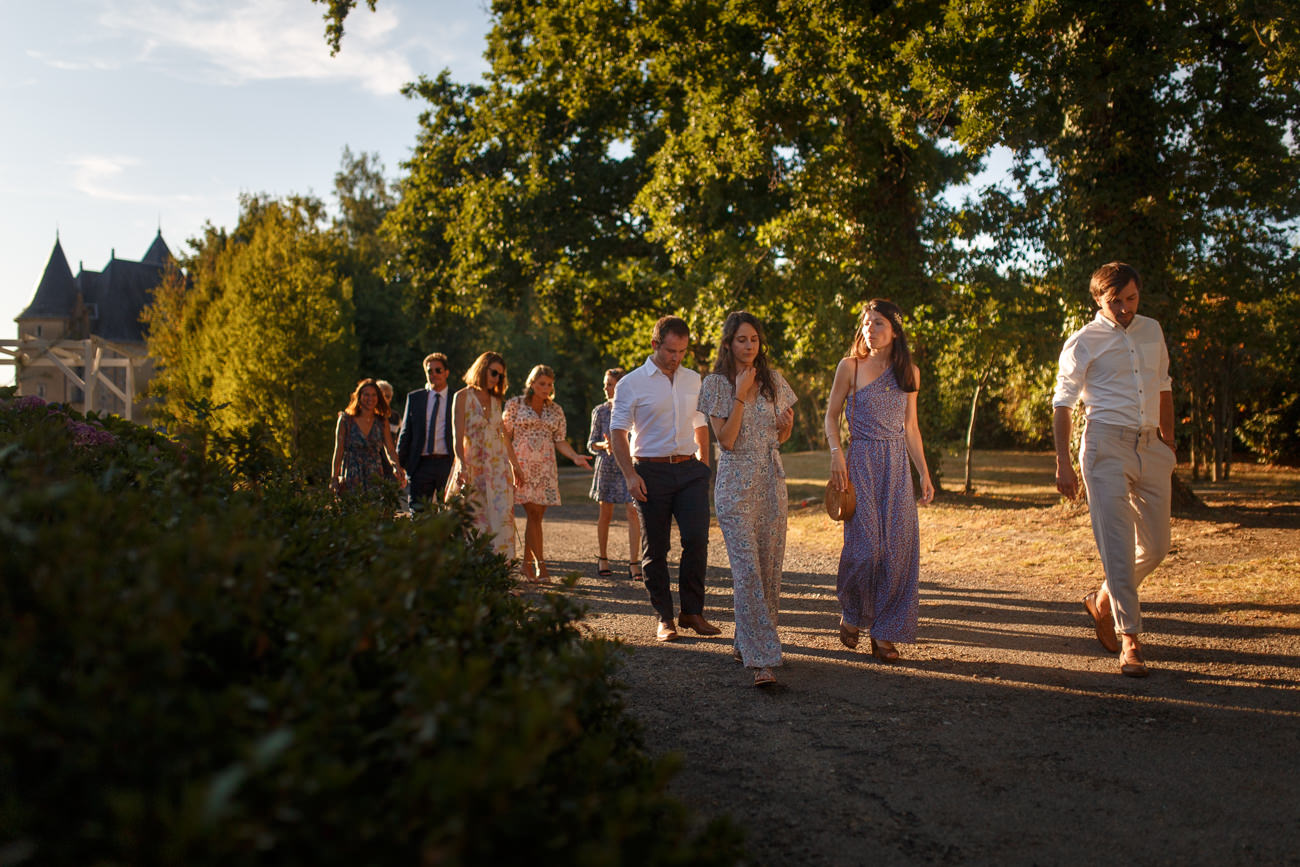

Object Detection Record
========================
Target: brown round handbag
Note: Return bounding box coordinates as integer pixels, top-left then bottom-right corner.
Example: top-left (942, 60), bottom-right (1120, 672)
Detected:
top-left (825, 477), bottom-right (856, 521)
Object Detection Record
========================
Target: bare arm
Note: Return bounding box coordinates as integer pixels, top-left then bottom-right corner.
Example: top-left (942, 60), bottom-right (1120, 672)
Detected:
top-left (610, 428), bottom-right (646, 502)
top-left (693, 424), bottom-right (711, 468)
top-left (1053, 405), bottom-right (1079, 500)
top-left (380, 418), bottom-right (406, 487)
top-left (903, 366), bottom-right (934, 504)
top-left (1159, 390), bottom-right (1175, 453)
top-left (501, 404), bottom-right (524, 487)
top-left (329, 413), bottom-right (346, 491)
top-left (448, 389), bottom-right (469, 488)
top-left (556, 438), bottom-right (592, 469)
top-left (823, 359), bottom-right (853, 491)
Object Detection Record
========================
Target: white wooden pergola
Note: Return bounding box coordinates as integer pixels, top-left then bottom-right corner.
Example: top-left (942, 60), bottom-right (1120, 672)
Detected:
top-left (0, 336), bottom-right (150, 421)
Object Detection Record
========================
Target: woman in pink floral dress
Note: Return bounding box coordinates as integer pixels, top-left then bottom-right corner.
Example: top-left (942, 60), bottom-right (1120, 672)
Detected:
top-left (447, 352), bottom-right (523, 560)
top-left (503, 365), bottom-right (592, 582)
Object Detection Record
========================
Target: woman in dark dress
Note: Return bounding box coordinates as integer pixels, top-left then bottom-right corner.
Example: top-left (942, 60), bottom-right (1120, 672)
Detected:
top-left (823, 300), bottom-right (934, 661)
top-left (330, 378), bottom-right (405, 498)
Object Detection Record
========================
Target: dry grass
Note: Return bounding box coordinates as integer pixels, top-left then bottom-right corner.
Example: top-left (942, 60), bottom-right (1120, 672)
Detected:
top-left (560, 448), bottom-right (1300, 624)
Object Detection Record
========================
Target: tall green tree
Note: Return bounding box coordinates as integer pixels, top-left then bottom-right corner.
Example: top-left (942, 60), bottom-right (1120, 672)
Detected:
top-left (146, 195), bottom-right (358, 470)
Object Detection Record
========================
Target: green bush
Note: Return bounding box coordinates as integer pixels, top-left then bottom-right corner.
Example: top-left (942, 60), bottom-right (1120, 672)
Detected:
top-left (0, 397), bottom-right (740, 866)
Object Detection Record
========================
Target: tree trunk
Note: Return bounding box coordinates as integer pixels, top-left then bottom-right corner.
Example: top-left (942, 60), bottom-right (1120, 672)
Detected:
top-left (963, 376), bottom-right (985, 495)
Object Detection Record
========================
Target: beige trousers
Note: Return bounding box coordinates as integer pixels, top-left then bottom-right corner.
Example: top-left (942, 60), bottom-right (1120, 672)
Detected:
top-left (1080, 422), bottom-right (1175, 635)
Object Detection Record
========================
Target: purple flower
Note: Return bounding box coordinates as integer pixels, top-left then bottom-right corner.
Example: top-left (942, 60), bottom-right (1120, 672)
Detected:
top-left (68, 420), bottom-right (117, 448)
top-left (12, 395), bottom-right (47, 411)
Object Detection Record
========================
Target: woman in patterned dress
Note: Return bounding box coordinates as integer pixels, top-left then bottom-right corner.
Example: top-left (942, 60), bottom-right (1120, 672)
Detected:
top-left (588, 368), bottom-right (642, 580)
top-left (447, 353), bottom-right (523, 560)
top-left (503, 365), bottom-right (592, 582)
top-left (330, 378), bottom-right (405, 499)
top-left (823, 299), bottom-right (935, 662)
top-left (698, 312), bottom-right (797, 688)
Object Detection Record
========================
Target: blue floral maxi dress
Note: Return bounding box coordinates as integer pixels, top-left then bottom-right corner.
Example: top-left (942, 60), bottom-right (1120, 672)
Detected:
top-left (699, 371), bottom-right (797, 669)
top-left (837, 367), bottom-right (920, 642)
top-left (337, 412), bottom-right (387, 497)
top-left (587, 402), bottom-right (631, 504)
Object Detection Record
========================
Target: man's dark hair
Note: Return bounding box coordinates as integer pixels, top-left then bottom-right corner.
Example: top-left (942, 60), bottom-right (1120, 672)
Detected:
top-left (1089, 262), bottom-right (1142, 302)
top-left (651, 315), bottom-right (690, 344)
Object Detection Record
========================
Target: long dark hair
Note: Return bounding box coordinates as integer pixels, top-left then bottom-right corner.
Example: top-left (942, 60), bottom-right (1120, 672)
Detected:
top-left (465, 352), bottom-right (508, 398)
top-left (849, 299), bottom-right (917, 393)
top-left (344, 378), bottom-right (390, 418)
top-left (713, 311), bottom-right (776, 403)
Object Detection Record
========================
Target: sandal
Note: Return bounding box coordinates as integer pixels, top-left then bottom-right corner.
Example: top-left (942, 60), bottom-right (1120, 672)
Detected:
top-left (628, 561), bottom-right (645, 581)
top-left (596, 556), bottom-right (613, 577)
top-left (753, 668), bottom-right (776, 688)
top-left (870, 637), bottom-right (900, 662)
top-left (838, 619), bottom-right (860, 649)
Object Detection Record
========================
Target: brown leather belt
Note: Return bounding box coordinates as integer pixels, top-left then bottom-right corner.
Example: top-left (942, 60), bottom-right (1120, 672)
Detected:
top-left (634, 454), bottom-right (696, 463)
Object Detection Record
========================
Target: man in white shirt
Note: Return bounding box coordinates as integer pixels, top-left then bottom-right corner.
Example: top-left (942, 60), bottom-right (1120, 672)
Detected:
top-left (397, 352), bottom-right (455, 509)
top-left (611, 316), bottom-right (720, 642)
top-left (1053, 262), bottom-right (1176, 677)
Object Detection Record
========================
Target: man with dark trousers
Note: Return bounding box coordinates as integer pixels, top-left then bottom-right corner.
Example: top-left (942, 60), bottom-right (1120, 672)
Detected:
top-left (610, 316), bottom-right (720, 642)
top-left (397, 352), bottom-right (455, 509)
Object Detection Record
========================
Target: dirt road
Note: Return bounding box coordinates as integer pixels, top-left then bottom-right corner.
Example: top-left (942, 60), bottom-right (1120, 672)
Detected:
top-left (521, 496), bottom-right (1300, 866)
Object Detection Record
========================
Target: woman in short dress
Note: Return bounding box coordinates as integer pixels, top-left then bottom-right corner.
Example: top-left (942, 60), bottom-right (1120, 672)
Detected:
top-left (588, 368), bottom-right (642, 579)
top-left (698, 312), bottom-right (796, 688)
top-left (823, 299), bottom-right (934, 662)
top-left (330, 377), bottom-right (405, 499)
top-left (503, 365), bottom-right (592, 582)
top-left (447, 352), bottom-right (523, 560)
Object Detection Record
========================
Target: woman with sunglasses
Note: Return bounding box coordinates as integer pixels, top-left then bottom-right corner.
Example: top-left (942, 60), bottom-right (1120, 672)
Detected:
top-left (447, 352), bottom-right (523, 559)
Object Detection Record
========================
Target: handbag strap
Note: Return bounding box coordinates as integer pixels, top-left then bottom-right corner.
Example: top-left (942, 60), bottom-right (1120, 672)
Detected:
top-left (845, 358), bottom-right (857, 444)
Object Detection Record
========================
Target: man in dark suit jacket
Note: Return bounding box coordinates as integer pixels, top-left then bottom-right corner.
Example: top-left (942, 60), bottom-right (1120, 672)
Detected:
top-left (397, 352), bottom-right (455, 508)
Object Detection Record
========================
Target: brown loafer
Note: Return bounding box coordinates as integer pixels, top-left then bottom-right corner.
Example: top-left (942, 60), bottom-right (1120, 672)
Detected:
top-left (656, 620), bottom-right (678, 642)
top-left (677, 614), bottom-right (721, 636)
top-left (1083, 591), bottom-right (1120, 653)
top-left (1120, 645), bottom-right (1150, 678)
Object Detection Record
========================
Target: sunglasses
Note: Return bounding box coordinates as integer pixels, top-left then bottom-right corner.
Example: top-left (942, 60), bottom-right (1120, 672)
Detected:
top-left (427, 367), bottom-right (446, 374)
top-left (488, 369), bottom-right (504, 379)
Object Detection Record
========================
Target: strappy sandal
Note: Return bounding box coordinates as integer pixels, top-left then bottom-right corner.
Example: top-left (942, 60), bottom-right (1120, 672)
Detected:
top-left (870, 637), bottom-right (900, 662)
top-left (628, 561), bottom-right (644, 581)
top-left (596, 556), bottom-right (613, 577)
top-left (838, 619), bottom-right (860, 649)
top-left (753, 668), bottom-right (776, 688)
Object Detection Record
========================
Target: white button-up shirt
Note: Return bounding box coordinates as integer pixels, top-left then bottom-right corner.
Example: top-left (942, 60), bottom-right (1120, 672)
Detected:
top-left (610, 356), bottom-right (707, 457)
top-left (1052, 312), bottom-right (1172, 429)
top-left (424, 386), bottom-right (449, 454)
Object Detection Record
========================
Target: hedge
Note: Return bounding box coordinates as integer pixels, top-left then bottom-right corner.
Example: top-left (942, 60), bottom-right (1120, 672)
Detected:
top-left (0, 394), bottom-right (741, 866)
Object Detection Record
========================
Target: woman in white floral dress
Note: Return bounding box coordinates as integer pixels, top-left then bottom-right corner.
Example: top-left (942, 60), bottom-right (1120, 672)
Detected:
top-left (447, 352), bottom-right (523, 560)
top-left (503, 365), bottom-right (591, 582)
top-left (698, 312), bottom-right (796, 687)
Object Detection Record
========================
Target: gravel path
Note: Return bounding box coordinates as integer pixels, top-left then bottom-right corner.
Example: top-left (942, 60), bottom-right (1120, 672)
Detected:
top-left (518, 499), bottom-right (1300, 866)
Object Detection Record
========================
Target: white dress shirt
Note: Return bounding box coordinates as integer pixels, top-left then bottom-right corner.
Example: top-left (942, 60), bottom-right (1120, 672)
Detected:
top-left (424, 386), bottom-right (450, 455)
top-left (1053, 312), bottom-right (1171, 429)
top-left (610, 356), bottom-right (707, 457)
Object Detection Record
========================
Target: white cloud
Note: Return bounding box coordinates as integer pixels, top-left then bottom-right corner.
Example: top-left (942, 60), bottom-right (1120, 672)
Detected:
top-left (68, 154), bottom-right (202, 206)
top-left (97, 0), bottom-right (416, 95)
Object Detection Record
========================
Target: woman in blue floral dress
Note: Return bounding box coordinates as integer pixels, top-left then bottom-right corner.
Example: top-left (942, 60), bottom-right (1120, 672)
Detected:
top-left (588, 368), bottom-right (642, 579)
top-left (823, 299), bottom-right (934, 662)
top-left (698, 312), bottom-right (797, 688)
top-left (330, 378), bottom-right (405, 500)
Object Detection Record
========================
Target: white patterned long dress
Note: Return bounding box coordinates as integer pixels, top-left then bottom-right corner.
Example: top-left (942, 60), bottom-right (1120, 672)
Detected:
top-left (698, 371), bottom-right (797, 669)
top-left (445, 391), bottom-right (516, 559)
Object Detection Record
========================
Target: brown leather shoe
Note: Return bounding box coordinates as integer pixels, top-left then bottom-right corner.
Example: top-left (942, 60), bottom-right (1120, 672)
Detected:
top-left (677, 614), bottom-right (722, 636)
top-left (1083, 590), bottom-right (1120, 653)
top-left (1120, 644), bottom-right (1150, 677)
top-left (656, 620), bottom-right (678, 642)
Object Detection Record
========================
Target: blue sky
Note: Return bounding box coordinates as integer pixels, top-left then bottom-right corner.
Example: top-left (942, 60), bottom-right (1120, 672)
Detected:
top-left (1, 0), bottom-right (493, 382)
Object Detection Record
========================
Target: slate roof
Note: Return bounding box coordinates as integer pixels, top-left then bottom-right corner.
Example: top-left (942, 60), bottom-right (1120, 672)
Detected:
top-left (19, 238), bottom-right (78, 319)
top-left (18, 233), bottom-right (174, 343)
